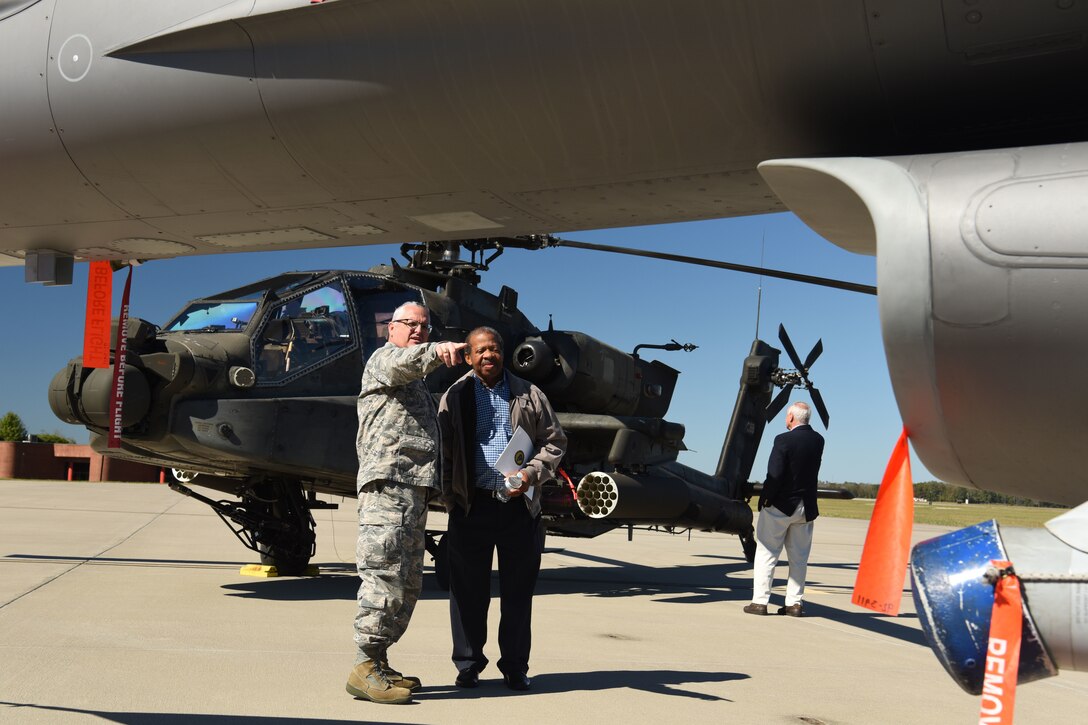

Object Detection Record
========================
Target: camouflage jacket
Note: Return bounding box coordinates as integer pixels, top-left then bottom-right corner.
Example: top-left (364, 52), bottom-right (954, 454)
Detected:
top-left (356, 342), bottom-right (445, 491)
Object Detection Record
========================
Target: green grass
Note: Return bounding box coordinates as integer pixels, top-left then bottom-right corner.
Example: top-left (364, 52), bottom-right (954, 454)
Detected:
top-left (815, 498), bottom-right (1068, 529)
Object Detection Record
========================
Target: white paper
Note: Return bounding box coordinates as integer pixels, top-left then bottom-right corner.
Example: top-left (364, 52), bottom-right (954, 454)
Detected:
top-left (495, 425), bottom-right (535, 501)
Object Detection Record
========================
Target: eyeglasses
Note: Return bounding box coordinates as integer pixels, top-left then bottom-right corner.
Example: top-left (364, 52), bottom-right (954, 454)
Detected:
top-left (390, 318), bottom-right (432, 332)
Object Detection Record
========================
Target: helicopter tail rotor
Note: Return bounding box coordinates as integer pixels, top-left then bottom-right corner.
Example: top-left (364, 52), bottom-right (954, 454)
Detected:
top-left (767, 324), bottom-right (830, 428)
top-left (809, 386), bottom-right (830, 430)
top-left (765, 384), bottom-right (794, 422)
top-left (802, 338), bottom-right (824, 371)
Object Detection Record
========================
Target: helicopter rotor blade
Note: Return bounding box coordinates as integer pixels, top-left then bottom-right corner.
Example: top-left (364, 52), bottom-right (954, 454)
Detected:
top-left (766, 385), bottom-right (793, 422)
top-left (777, 324), bottom-right (807, 375)
top-left (802, 338), bottom-right (824, 371)
top-left (809, 387), bottom-right (831, 429)
top-left (777, 325), bottom-right (830, 428)
top-left (541, 237), bottom-right (877, 295)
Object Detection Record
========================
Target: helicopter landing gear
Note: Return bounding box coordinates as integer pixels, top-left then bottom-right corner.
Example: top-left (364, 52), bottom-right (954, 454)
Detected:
top-left (257, 543), bottom-right (311, 575)
top-left (425, 531), bottom-right (450, 591)
top-left (249, 481), bottom-right (316, 576)
top-left (168, 477), bottom-right (317, 576)
top-left (740, 528), bottom-right (757, 564)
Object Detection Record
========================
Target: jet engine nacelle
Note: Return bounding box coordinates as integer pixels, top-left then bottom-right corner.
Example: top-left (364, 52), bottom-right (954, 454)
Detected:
top-left (760, 142), bottom-right (1088, 506)
top-left (910, 505), bottom-right (1088, 693)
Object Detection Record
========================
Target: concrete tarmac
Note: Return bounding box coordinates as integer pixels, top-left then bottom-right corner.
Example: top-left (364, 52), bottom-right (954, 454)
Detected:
top-left (1, 480), bottom-right (1085, 724)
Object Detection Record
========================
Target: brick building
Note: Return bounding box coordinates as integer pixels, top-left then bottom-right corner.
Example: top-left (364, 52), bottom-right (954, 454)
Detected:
top-left (0, 441), bottom-right (163, 482)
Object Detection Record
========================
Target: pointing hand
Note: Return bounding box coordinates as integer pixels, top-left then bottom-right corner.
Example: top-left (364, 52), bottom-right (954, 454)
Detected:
top-left (435, 341), bottom-right (467, 368)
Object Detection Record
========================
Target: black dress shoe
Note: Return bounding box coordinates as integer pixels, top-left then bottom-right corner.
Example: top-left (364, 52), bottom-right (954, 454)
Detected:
top-left (455, 668), bottom-right (479, 688)
top-left (502, 672), bottom-right (531, 691)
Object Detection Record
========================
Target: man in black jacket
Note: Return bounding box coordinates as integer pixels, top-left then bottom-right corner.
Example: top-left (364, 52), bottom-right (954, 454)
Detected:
top-left (438, 327), bottom-right (566, 691)
top-left (744, 401), bottom-right (825, 617)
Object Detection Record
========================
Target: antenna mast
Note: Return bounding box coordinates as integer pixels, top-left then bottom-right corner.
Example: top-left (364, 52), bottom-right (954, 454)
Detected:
top-left (754, 231), bottom-right (766, 340)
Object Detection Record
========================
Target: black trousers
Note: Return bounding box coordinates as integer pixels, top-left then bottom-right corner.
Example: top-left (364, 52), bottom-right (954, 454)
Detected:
top-left (447, 493), bottom-right (544, 676)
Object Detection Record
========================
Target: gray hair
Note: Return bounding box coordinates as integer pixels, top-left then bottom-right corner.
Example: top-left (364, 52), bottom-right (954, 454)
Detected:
top-left (391, 301), bottom-right (427, 321)
top-left (788, 401), bottom-right (812, 425)
top-left (465, 326), bottom-right (503, 352)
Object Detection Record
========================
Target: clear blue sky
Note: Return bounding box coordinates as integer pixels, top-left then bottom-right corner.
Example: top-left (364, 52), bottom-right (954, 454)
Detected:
top-left (0, 211), bottom-right (932, 484)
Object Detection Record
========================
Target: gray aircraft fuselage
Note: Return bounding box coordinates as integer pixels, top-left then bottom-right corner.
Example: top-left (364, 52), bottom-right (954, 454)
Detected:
top-left (2, 0), bottom-right (1085, 262)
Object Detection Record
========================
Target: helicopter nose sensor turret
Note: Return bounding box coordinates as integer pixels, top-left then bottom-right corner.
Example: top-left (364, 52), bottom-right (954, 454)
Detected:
top-left (48, 363), bottom-right (152, 428)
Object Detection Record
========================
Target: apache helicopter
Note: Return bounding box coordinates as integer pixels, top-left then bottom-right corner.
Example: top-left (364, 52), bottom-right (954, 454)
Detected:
top-left (47, 236), bottom-right (845, 578)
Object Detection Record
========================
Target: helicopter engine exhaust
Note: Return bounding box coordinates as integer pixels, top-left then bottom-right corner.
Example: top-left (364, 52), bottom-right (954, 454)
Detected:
top-left (910, 511), bottom-right (1088, 694)
top-left (575, 471), bottom-right (752, 534)
top-left (511, 332), bottom-right (679, 418)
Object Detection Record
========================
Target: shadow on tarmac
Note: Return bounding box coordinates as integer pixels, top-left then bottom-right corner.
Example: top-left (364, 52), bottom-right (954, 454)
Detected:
top-left (7, 550), bottom-right (925, 647)
top-left (3, 554), bottom-right (251, 569)
top-left (220, 574), bottom-right (359, 601)
top-left (0, 668), bottom-right (745, 722)
top-left (790, 602), bottom-right (926, 645)
top-left (0, 703), bottom-right (366, 724)
top-left (416, 668), bottom-right (749, 701)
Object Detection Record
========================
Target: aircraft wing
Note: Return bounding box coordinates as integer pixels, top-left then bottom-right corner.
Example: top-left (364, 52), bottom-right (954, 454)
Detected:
top-left (6, 1), bottom-right (1088, 508)
top-left (4, 0), bottom-right (1086, 268)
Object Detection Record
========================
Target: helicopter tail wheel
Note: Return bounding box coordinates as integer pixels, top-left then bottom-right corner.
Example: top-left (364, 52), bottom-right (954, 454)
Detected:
top-left (741, 529), bottom-right (757, 564)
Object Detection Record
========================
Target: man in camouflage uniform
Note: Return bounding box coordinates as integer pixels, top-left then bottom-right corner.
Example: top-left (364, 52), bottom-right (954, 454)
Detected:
top-left (346, 301), bottom-right (465, 705)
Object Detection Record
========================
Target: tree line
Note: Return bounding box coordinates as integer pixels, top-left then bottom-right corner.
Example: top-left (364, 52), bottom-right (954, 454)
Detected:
top-left (0, 411), bottom-right (75, 444)
top-left (823, 481), bottom-right (1064, 508)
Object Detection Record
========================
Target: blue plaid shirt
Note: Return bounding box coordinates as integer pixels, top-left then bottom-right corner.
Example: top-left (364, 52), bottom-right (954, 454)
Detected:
top-left (473, 373), bottom-right (512, 492)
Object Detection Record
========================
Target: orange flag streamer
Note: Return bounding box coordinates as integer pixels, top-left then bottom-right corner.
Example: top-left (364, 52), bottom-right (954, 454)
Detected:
top-left (978, 561), bottom-right (1023, 725)
top-left (852, 427), bottom-right (913, 614)
top-left (82, 261), bottom-right (113, 368)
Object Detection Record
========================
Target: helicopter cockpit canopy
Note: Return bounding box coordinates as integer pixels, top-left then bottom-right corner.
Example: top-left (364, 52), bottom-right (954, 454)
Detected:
top-left (162, 300), bottom-right (259, 332)
top-left (157, 270), bottom-right (427, 387)
top-left (161, 273), bottom-right (319, 333)
top-left (256, 280), bottom-right (353, 382)
top-left (250, 272), bottom-right (423, 386)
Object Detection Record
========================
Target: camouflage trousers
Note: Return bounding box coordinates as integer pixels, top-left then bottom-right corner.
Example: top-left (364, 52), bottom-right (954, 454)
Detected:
top-left (354, 479), bottom-right (430, 663)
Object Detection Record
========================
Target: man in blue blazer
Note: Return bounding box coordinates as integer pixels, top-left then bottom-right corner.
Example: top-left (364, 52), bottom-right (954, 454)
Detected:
top-left (744, 401), bottom-right (825, 617)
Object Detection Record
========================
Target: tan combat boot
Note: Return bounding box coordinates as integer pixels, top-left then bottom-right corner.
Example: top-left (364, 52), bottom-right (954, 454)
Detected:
top-left (346, 660), bottom-right (412, 704)
top-left (379, 658), bottom-right (422, 691)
